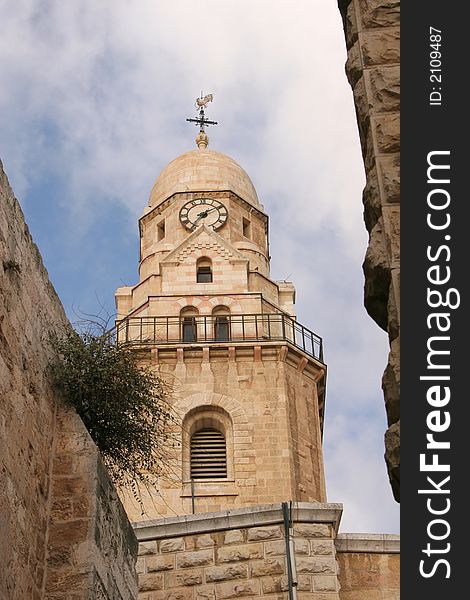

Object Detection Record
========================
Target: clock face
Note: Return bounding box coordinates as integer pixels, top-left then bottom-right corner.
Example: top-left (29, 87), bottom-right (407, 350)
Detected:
top-left (179, 198), bottom-right (228, 231)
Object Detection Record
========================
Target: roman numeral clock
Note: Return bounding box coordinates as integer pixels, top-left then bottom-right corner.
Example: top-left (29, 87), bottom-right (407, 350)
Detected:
top-left (179, 198), bottom-right (228, 231)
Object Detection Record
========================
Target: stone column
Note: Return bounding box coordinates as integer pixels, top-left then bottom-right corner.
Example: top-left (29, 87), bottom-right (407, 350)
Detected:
top-left (337, 0), bottom-right (400, 501)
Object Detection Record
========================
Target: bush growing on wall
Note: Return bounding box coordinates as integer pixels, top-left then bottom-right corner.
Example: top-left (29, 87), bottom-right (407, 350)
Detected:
top-left (50, 324), bottom-right (178, 504)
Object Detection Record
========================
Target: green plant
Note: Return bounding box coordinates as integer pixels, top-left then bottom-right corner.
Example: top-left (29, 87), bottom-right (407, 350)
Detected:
top-left (50, 324), bottom-right (179, 503)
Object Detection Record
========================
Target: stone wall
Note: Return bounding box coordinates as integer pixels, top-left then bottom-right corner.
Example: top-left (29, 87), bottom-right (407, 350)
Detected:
top-left (335, 534), bottom-right (400, 599)
top-left (134, 503), bottom-right (343, 599)
top-left (0, 159), bottom-right (138, 599)
top-left (44, 408), bottom-right (138, 600)
top-left (337, 0), bottom-right (400, 500)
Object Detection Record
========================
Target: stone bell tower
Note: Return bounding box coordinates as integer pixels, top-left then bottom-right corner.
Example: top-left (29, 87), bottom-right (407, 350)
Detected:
top-left (115, 101), bottom-right (327, 522)
top-left (114, 99), bottom-right (400, 600)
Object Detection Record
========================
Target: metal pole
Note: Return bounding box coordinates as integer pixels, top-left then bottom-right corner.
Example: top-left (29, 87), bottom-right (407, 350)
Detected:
top-left (191, 479), bottom-right (195, 515)
top-left (282, 502), bottom-right (296, 600)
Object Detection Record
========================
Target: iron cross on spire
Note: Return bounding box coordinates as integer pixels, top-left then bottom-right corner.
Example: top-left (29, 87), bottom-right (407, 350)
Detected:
top-left (186, 92), bottom-right (218, 133)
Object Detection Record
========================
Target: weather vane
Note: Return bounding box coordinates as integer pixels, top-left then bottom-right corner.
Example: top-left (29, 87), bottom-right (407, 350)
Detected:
top-left (186, 92), bottom-right (218, 148)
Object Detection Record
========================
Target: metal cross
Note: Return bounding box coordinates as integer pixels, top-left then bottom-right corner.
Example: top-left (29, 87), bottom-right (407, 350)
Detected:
top-left (186, 92), bottom-right (218, 133)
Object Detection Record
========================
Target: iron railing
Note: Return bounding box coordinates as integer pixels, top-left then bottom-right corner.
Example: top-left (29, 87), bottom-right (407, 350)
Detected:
top-left (115, 313), bottom-right (323, 362)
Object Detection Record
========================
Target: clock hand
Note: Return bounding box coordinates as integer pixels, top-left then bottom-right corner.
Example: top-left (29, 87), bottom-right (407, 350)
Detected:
top-left (196, 207), bottom-right (217, 218)
top-left (192, 207), bottom-right (218, 228)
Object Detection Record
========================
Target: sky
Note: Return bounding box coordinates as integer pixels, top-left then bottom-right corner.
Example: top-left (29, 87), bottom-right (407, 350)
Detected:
top-left (0, 0), bottom-right (399, 533)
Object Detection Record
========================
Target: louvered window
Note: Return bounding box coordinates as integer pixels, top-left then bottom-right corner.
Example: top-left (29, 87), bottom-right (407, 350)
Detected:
top-left (190, 428), bottom-right (227, 479)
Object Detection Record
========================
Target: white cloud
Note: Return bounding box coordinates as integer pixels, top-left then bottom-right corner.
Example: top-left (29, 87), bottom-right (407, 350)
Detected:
top-left (0, 0), bottom-right (399, 532)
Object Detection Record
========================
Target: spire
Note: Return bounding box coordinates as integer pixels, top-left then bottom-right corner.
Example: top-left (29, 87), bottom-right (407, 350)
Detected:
top-left (186, 92), bottom-right (218, 149)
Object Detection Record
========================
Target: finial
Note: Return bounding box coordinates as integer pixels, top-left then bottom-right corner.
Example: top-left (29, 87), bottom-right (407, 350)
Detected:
top-left (196, 131), bottom-right (209, 149)
top-left (186, 92), bottom-right (218, 149)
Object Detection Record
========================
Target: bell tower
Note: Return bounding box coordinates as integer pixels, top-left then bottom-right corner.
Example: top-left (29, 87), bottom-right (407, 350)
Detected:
top-left (115, 98), bottom-right (327, 521)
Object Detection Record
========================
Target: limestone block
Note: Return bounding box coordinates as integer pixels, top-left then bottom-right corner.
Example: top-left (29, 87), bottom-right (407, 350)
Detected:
top-left (292, 594), bottom-right (340, 600)
top-left (383, 341), bottom-right (400, 424)
top-left (297, 575), bottom-right (312, 591)
top-left (361, 27), bottom-right (400, 66)
top-left (224, 530), bottom-right (245, 545)
top-left (177, 549), bottom-right (214, 569)
top-left (293, 524), bottom-right (331, 539)
top-left (352, 77), bottom-right (370, 142)
top-left (346, 41), bottom-right (363, 88)
top-left (373, 113), bottom-right (400, 154)
top-left (247, 526), bottom-right (282, 541)
top-left (359, 0), bottom-right (400, 29)
top-left (296, 557), bottom-right (336, 575)
top-left (196, 584), bottom-right (216, 599)
top-left (185, 534), bottom-right (216, 550)
top-left (166, 568), bottom-right (203, 587)
top-left (385, 420), bottom-right (400, 501)
top-left (139, 572), bottom-right (164, 592)
top-left (382, 207), bottom-right (400, 272)
top-left (313, 575), bottom-right (338, 592)
top-left (205, 564), bottom-right (248, 582)
top-left (161, 538), bottom-right (185, 553)
top-left (250, 558), bottom-right (285, 577)
top-left (148, 588), bottom-right (194, 600)
top-left (387, 279), bottom-right (400, 342)
top-left (362, 165), bottom-right (382, 233)
top-left (345, 0), bottom-right (359, 48)
top-left (363, 218), bottom-right (390, 331)
top-left (264, 540), bottom-right (285, 556)
top-left (136, 557), bottom-right (145, 574)
top-left (367, 66), bottom-right (400, 113)
top-left (378, 155), bottom-right (400, 204)
top-left (146, 554), bottom-right (175, 572)
top-left (310, 540), bottom-right (335, 556)
top-left (294, 539), bottom-right (310, 555)
top-left (261, 575), bottom-right (288, 594)
top-left (217, 544), bottom-right (264, 563)
top-left (215, 579), bottom-right (261, 598)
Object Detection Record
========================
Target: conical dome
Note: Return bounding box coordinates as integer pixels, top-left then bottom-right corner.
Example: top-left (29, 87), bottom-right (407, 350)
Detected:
top-left (146, 148), bottom-right (260, 212)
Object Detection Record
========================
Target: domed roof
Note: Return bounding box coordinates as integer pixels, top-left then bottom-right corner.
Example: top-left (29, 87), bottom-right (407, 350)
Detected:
top-left (146, 148), bottom-right (260, 212)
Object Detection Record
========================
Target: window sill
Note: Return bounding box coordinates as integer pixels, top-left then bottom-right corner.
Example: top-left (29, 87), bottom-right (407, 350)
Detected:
top-left (181, 480), bottom-right (238, 498)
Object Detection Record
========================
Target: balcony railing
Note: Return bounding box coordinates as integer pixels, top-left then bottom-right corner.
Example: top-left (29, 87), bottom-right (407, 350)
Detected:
top-left (115, 313), bottom-right (323, 362)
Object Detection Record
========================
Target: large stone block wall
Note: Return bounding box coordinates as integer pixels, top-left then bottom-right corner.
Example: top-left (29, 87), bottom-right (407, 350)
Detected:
top-left (134, 503), bottom-right (344, 600)
top-left (44, 408), bottom-right (138, 599)
top-left (335, 534), bottom-right (400, 599)
top-left (0, 159), bottom-right (138, 599)
top-left (337, 0), bottom-right (400, 500)
top-left (0, 158), bottom-right (70, 599)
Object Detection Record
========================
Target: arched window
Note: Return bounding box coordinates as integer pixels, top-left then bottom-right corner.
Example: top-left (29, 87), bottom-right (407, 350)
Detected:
top-left (190, 427), bottom-right (227, 479)
top-left (180, 307), bottom-right (198, 343)
top-left (197, 257), bottom-right (213, 283)
top-left (212, 306), bottom-right (230, 341)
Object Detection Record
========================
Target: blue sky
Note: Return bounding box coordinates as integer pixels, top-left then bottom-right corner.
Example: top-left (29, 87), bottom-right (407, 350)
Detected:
top-left (0, 0), bottom-right (399, 533)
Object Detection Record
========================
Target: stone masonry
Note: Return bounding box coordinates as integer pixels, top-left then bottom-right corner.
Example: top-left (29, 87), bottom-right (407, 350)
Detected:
top-left (132, 504), bottom-right (400, 600)
top-left (337, 0), bottom-right (400, 500)
top-left (134, 503), bottom-right (344, 600)
top-left (44, 408), bottom-right (138, 599)
top-left (120, 344), bottom-right (326, 523)
top-left (0, 159), bottom-right (138, 599)
top-left (336, 534), bottom-right (400, 599)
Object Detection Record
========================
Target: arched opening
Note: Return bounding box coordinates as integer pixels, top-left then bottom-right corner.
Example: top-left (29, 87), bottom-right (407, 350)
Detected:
top-left (196, 257), bottom-right (213, 283)
top-left (180, 307), bottom-right (198, 343)
top-left (182, 406), bottom-right (233, 483)
top-left (212, 305), bottom-right (230, 341)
